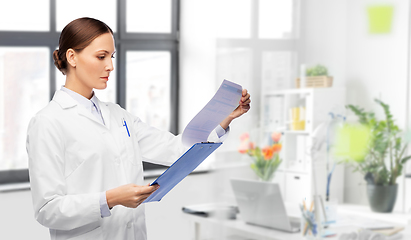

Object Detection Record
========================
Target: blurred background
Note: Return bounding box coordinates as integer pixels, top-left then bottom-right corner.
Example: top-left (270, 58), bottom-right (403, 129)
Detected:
top-left (1, 0), bottom-right (411, 239)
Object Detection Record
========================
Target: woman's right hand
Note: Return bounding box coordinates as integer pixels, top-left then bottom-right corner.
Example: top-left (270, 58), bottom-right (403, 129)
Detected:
top-left (106, 183), bottom-right (159, 209)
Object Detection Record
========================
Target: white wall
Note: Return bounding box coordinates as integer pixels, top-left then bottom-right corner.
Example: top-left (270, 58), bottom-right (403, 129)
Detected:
top-left (300, 0), bottom-right (348, 89)
top-left (0, 190), bottom-right (49, 239)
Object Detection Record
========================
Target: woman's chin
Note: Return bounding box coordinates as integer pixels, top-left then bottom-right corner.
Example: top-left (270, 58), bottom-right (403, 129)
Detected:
top-left (94, 83), bottom-right (108, 90)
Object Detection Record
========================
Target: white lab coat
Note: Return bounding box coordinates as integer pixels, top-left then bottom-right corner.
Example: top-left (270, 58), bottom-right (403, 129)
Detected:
top-left (26, 90), bottom-right (191, 240)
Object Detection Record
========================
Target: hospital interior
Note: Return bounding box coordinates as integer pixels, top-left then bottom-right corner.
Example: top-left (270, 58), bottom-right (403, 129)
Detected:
top-left (2, 0), bottom-right (411, 239)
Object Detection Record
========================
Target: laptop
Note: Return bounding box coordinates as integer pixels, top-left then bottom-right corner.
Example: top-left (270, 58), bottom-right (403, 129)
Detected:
top-left (230, 179), bottom-right (300, 233)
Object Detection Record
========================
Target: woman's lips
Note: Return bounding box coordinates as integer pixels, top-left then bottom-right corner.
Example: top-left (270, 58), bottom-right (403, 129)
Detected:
top-left (101, 77), bottom-right (109, 81)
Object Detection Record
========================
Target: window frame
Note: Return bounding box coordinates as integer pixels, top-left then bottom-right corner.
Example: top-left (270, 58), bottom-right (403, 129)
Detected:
top-left (0, 0), bottom-right (180, 185)
top-left (215, 0), bottom-right (300, 124)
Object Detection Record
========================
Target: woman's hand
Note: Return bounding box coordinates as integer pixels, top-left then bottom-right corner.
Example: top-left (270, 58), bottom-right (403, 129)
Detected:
top-left (106, 183), bottom-right (159, 209)
top-left (220, 89), bottom-right (251, 129)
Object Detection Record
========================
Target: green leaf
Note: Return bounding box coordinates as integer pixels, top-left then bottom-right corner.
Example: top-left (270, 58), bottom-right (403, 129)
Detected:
top-left (401, 156), bottom-right (411, 164)
top-left (306, 64), bottom-right (328, 76)
top-left (344, 99), bottom-right (408, 185)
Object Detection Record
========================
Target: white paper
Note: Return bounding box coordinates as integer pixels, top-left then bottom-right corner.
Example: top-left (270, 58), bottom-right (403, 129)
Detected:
top-left (182, 80), bottom-right (242, 147)
top-left (335, 215), bottom-right (396, 229)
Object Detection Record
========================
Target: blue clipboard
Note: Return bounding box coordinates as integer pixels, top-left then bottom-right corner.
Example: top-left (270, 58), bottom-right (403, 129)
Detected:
top-left (143, 142), bottom-right (222, 203)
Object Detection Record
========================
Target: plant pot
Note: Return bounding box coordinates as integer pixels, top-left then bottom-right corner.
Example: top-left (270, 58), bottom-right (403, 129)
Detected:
top-left (366, 184), bottom-right (398, 213)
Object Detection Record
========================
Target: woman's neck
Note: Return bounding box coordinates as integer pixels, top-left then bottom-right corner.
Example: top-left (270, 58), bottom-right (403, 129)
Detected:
top-left (64, 75), bottom-right (93, 99)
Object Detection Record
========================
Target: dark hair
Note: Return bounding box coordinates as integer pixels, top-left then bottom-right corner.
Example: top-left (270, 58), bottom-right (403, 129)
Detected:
top-left (53, 17), bottom-right (113, 75)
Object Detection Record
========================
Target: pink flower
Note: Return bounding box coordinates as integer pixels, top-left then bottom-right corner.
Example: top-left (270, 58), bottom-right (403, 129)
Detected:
top-left (240, 132), bottom-right (250, 141)
top-left (271, 132), bottom-right (281, 143)
top-left (238, 140), bottom-right (249, 154)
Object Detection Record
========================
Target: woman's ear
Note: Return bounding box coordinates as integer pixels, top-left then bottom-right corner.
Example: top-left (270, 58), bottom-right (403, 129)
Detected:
top-left (66, 49), bottom-right (76, 68)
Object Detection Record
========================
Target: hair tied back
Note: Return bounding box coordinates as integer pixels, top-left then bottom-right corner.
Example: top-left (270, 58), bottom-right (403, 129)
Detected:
top-left (53, 49), bottom-right (66, 75)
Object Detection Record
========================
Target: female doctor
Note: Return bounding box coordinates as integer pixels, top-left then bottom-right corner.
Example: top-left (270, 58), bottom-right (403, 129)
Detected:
top-left (26, 17), bottom-right (250, 240)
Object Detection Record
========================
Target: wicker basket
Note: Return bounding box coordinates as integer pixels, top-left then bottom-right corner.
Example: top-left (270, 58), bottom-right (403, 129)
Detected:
top-left (296, 76), bottom-right (333, 88)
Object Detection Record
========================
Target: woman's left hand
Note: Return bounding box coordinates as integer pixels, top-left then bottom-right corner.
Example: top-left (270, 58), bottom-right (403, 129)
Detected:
top-left (230, 89), bottom-right (251, 119)
top-left (220, 89), bottom-right (251, 129)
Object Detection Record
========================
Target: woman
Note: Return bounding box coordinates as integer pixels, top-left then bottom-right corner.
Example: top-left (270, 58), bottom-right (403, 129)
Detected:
top-left (26, 17), bottom-right (250, 240)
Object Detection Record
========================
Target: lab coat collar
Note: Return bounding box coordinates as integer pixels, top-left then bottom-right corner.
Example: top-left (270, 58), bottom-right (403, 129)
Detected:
top-left (52, 90), bottom-right (78, 109)
top-left (94, 97), bottom-right (111, 130)
top-left (52, 90), bottom-right (111, 129)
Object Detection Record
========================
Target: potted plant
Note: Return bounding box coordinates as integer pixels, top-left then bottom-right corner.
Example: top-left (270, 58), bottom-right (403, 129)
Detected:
top-left (296, 64), bottom-right (333, 88)
top-left (343, 99), bottom-right (411, 212)
top-left (238, 132), bottom-right (282, 181)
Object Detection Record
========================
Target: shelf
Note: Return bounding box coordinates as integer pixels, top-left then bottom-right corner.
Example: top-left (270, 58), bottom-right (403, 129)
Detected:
top-left (283, 169), bottom-right (309, 175)
top-left (263, 87), bottom-right (338, 96)
top-left (263, 130), bottom-right (310, 135)
top-left (260, 87), bottom-right (346, 204)
top-left (263, 88), bottom-right (313, 96)
top-left (283, 130), bottom-right (310, 135)
top-left (0, 182), bottom-right (30, 192)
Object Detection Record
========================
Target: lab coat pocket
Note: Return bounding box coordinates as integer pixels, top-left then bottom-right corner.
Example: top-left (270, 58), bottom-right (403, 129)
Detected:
top-left (118, 126), bottom-right (138, 165)
top-left (66, 225), bottom-right (102, 240)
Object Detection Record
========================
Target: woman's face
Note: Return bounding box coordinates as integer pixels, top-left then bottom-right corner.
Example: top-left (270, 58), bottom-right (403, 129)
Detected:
top-left (73, 32), bottom-right (115, 92)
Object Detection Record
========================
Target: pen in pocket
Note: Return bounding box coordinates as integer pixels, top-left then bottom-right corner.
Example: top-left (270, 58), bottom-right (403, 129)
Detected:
top-left (123, 118), bottom-right (130, 137)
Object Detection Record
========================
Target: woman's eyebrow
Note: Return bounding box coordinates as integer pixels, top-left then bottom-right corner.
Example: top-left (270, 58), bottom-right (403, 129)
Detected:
top-left (96, 50), bottom-right (116, 54)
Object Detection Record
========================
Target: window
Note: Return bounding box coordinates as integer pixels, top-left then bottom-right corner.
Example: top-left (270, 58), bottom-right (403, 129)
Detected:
top-left (0, 0), bottom-right (180, 185)
top-left (0, 48), bottom-right (50, 171)
top-left (214, 0), bottom-right (300, 151)
top-left (126, 51), bottom-right (171, 131)
top-left (0, 0), bottom-right (49, 31)
top-left (126, 0), bottom-right (172, 33)
top-left (56, 0), bottom-right (117, 32)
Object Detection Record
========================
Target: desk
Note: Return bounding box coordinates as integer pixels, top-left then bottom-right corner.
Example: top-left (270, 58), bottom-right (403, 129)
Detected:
top-left (182, 204), bottom-right (411, 240)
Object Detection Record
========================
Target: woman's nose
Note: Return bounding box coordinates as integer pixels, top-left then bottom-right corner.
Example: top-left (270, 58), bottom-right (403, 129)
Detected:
top-left (106, 59), bottom-right (114, 71)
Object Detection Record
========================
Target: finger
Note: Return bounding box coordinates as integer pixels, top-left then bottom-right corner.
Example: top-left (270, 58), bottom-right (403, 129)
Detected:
top-left (241, 93), bottom-right (250, 103)
top-left (134, 192), bottom-right (155, 207)
top-left (242, 89), bottom-right (248, 97)
top-left (138, 185), bottom-right (159, 194)
top-left (135, 197), bottom-right (147, 208)
top-left (139, 192), bottom-right (154, 201)
top-left (241, 98), bottom-right (251, 105)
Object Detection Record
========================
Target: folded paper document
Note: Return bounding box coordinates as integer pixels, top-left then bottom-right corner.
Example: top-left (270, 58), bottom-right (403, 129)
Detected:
top-left (143, 80), bottom-right (243, 203)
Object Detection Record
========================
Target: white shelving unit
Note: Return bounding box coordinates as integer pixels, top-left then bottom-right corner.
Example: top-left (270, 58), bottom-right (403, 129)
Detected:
top-left (260, 87), bottom-right (346, 205)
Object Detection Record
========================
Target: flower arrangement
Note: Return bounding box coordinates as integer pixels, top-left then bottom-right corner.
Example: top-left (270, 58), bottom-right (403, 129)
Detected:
top-left (238, 132), bottom-right (283, 181)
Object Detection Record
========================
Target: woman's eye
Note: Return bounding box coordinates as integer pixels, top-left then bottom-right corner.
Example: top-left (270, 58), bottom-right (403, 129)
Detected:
top-left (111, 55), bottom-right (115, 59)
top-left (98, 56), bottom-right (105, 60)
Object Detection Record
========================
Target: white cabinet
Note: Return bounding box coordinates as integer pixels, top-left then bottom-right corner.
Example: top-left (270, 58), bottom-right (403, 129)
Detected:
top-left (285, 172), bottom-right (310, 205)
top-left (261, 88), bottom-right (346, 205)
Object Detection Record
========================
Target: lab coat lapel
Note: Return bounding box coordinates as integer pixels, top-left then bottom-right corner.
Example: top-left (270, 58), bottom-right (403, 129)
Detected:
top-left (98, 101), bottom-right (111, 130)
top-left (53, 90), bottom-right (107, 127)
top-left (76, 106), bottom-right (103, 126)
top-left (52, 90), bottom-right (77, 109)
